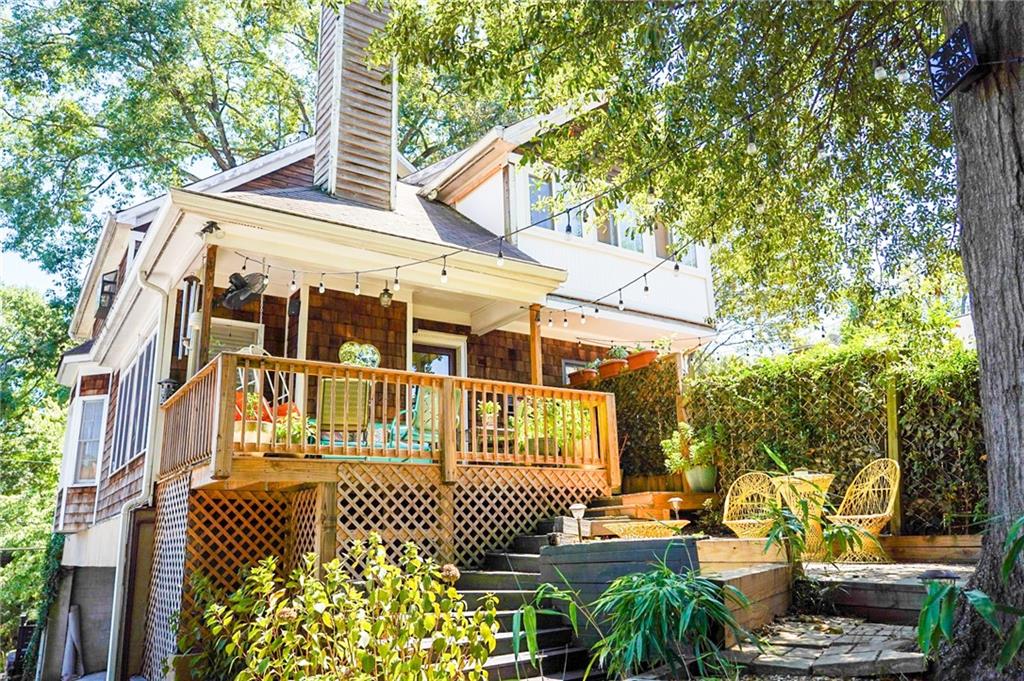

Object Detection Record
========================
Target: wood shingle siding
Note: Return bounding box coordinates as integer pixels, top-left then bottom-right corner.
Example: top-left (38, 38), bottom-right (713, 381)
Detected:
top-left (94, 370), bottom-right (145, 524)
top-left (305, 287), bottom-right (407, 369)
top-left (230, 156), bottom-right (315, 192)
top-left (60, 486), bottom-right (97, 533)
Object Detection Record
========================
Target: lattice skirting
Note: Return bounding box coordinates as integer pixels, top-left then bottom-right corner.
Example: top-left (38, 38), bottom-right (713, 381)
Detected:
top-left (142, 474), bottom-right (191, 681)
top-left (288, 486), bottom-right (321, 571)
top-left (334, 463), bottom-right (608, 568)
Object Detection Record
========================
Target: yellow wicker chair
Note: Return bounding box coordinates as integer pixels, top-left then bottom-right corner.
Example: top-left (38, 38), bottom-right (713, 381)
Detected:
top-left (827, 458), bottom-right (901, 562)
top-left (723, 472), bottom-right (778, 538)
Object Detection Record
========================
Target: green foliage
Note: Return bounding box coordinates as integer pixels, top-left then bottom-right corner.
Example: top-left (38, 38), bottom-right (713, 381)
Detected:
top-left (20, 533), bottom-right (65, 681)
top-left (590, 560), bottom-right (754, 678)
top-left (662, 422), bottom-right (718, 472)
top-left (687, 334), bottom-right (986, 534)
top-left (512, 397), bottom-right (593, 452)
top-left (605, 346), bottom-right (630, 361)
top-left (918, 516), bottom-right (1024, 671)
top-left (197, 536), bottom-right (498, 680)
top-left (585, 356), bottom-right (681, 476)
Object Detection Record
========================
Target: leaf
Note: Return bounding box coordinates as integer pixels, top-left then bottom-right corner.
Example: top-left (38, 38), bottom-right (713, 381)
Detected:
top-left (963, 589), bottom-right (1000, 632)
top-left (997, 618), bottom-right (1024, 671)
top-left (523, 604), bottom-right (539, 665)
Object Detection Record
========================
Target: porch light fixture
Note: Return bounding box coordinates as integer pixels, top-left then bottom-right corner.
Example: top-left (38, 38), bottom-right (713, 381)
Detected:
top-left (379, 285), bottom-right (393, 308)
top-left (496, 238), bottom-right (504, 267)
top-left (440, 256), bottom-right (448, 284)
top-left (354, 273), bottom-right (361, 296)
top-left (569, 503), bottom-right (587, 542)
top-left (393, 267), bottom-right (401, 292)
top-left (199, 220), bottom-right (225, 240)
top-left (535, 310), bottom-right (541, 326)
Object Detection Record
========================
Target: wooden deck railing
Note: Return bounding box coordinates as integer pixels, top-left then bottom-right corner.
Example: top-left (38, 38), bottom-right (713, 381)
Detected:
top-left (159, 353), bottom-right (620, 488)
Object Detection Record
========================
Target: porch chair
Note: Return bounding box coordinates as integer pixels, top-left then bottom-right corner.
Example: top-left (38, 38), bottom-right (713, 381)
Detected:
top-left (722, 472), bottom-right (778, 538)
top-left (387, 385), bottom-right (462, 452)
top-left (827, 458), bottom-right (901, 562)
top-left (317, 377), bottom-right (373, 449)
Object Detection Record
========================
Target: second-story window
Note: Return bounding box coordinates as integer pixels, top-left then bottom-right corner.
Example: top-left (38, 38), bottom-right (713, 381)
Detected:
top-left (601, 206), bottom-right (644, 253)
top-left (96, 270), bottom-right (118, 319)
top-left (110, 335), bottom-right (156, 473)
top-left (655, 226), bottom-right (698, 267)
top-left (73, 398), bottom-right (106, 483)
top-left (529, 175), bottom-right (554, 229)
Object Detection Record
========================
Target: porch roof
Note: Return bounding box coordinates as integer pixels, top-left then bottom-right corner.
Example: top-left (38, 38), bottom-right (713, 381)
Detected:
top-left (195, 182), bottom-right (533, 262)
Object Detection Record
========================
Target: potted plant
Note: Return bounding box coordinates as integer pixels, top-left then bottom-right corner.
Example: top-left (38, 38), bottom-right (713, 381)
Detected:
top-left (568, 360), bottom-right (599, 386)
top-left (626, 344), bottom-right (659, 371)
top-left (598, 346), bottom-right (630, 378)
top-left (662, 422), bottom-right (719, 493)
top-left (512, 397), bottom-right (593, 456)
top-left (477, 400), bottom-right (501, 428)
top-left (234, 392), bottom-right (276, 448)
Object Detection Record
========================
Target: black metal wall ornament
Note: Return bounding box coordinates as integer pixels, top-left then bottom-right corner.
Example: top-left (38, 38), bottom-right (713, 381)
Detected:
top-left (928, 22), bottom-right (990, 102)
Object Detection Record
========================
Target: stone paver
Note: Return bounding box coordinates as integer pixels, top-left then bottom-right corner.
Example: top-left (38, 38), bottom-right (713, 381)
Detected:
top-left (727, 615), bottom-right (925, 678)
top-left (804, 561), bottom-right (974, 586)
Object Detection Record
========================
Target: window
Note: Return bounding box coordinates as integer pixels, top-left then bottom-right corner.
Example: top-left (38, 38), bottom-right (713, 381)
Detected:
top-left (412, 344), bottom-right (457, 376)
top-left (208, 319), bottom-right (264, 358)
top-left (73, 398), bottom-right (106, 483)
top-left (96, 270), bottom-right (118, 319)
top-left (655, 226), bottom-right (698, 267)
top-left (608, 206), bottom-right (644, 253)
top-left (528, 175), bottom-right (554, 229)
top-left (561, 359), bottom-right (588, 385)
top-left (110, 336), bottom-right (156, 472)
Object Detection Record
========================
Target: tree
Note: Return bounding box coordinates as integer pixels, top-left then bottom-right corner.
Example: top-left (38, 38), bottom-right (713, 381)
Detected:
top-left (373, 1), bottom-right (1021, 676)
top-left (0, 287), bottom-right (70, 650)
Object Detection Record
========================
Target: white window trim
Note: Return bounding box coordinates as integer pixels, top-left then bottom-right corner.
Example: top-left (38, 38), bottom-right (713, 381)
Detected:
top-left (410, 329), bottom-right (468, 377)
top-left (69, 394), bottom-right (108, 486)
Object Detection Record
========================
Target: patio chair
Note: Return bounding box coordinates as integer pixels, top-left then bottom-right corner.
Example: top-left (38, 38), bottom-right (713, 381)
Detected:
top-left (827, 458), bottom-right (901, 562)
top-left (722, 472), bottom-right (778, 538)
top-left (317, 377), bottom-right (372, 449)
top-left (387, 385), bottom-right (461, 452)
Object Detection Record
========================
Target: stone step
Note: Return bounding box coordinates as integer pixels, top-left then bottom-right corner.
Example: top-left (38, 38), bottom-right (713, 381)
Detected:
top-left (484, 551), bottom-right (541, 573)
top-left (492, 627), bottom-right (573, 656)
top-left (462, 589), bottom-right (537, 611)
top-left (513, 534), bottom-right (553, 553)
top-left (457, 570), bottom-right (539, 592)
top-left (588, 492), bottom-right (656, 508)
top-left (484, 646), bottom-right (591, 680)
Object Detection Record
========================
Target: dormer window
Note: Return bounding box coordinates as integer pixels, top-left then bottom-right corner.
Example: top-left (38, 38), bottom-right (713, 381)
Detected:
top-left (96, 270), bottom-right (118, 319)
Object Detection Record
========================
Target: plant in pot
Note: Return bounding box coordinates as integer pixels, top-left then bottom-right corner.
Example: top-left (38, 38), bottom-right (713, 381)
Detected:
top-left (626, 343), bottom-right (659, 371)
top-left (662, 422), bottom-right (719, 493)
top-left (512, 397), bottom-right (593, 456)
top-left (477, 400), bottom-right (501, 428)
top-left (568, 359), bottom-right (599, 386)
top-left (598, 345), bottom-right (630, 378)
top-left (234, 392), bottom-right (276, 447)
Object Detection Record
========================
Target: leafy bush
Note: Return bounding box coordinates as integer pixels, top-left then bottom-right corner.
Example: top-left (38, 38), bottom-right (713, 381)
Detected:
top-left (512, 397), bottom-right (592, 451)
top-left (196, 535), bottom-right (498, 680)
top-left (663, 422), bottom-right (721, 472)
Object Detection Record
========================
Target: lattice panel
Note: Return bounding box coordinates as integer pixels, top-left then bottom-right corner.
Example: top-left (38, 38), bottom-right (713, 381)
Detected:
top-left (288, 486), bottom-right (320, 571)
top-left (335, 463), bottom-right (453, 569)
top-left (183, 489), bottom-right (292, 615)
top-left (142, 473), bottom-right (191, 681)
top-left (452, 466), bottom-right (608, 567)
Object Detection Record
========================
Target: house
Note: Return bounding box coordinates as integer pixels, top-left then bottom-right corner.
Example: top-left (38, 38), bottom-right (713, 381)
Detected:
top-left (40, 4), bottom-right (715, 679)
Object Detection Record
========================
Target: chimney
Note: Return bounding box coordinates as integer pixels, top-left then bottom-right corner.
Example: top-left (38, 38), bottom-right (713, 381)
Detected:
top-left (313, 3), bottom-right (397, 210)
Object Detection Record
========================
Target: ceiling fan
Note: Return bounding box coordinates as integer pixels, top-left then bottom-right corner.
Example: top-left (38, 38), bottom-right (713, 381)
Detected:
top-left (218, 272), bottom-right (268, 310)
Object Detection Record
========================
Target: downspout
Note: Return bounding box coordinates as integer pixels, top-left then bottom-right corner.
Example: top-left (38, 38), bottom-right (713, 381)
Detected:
top-left (105, 268), bottom-right (170, 680)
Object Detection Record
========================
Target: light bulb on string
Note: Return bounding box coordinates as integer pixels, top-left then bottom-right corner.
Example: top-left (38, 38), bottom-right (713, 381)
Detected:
top-left (354, 273), bottom-right (361, 296)
top-left (440, 256), bottom-right (448, 284)
top-left (535, 310), bottom-right (542, 326)
top-left (745, 130), bottom-right (758, 156)
top-left (755, 201), bottom-right (766, 215)
top-left (318, 274), bottom-right (325, 294)
top-left (580, 311), bottom-right (587, 325)
top-left (496, 238), bottom-right (504, 267)
top-left (289, 270), bottom-right (297, 293)
top-left (617, 290), bottom-right (625, 311)
top-left (564, 223), bottom-right (573, 241)
top-left (562, 314), bottom-right (568, 328)
top-left (241, 258), bottom-right (247, 272)
top-left (547, 314), bottom-right (553, 328)
top-left (673, 261), bottom-right (680, 277)
top-left (643, 275), bottom-right (650, 297)
top-left (593, 306), bottom-right (599, 316)
top-left (873, 59), bottom-right (888, 81)
top-left (262, 267), bottom-right (270, 286)
top-left (816, 141), bottom-right (831, 162)
top-left (393, 267), bottom-right (401, 292)
top-left (897, 66), bottom-right (912, 84)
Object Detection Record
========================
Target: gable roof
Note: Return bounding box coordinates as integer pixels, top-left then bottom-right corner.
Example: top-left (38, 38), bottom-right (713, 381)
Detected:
top-left (188, 182), bottom-right (532, 261)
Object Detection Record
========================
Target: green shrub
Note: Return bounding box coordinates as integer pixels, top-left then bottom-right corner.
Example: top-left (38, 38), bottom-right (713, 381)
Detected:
top-left (197, 535), bottom-right (498, 680)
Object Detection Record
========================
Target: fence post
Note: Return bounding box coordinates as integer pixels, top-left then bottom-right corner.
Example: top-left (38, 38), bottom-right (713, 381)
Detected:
top-left (316, 481), bottom-right (337, 570)
top-left (211, 355), bottom-right (236, 480)
top-left (885, 379), bottom-right (903, 536)
top-left (440, 377), bottom-right (458, 484)
top-left (602, 394), bottom-right (622, 494)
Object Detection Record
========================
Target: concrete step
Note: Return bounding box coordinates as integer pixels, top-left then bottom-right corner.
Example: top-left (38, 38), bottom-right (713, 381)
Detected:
top-left (513, 534), bottom-right (552, 553)
top-left (484, 646), bottom-right (591, 680)
top-left (589, 492), bottom-right (655, 508)
top-left (484, 551), bottom-right (541, 573)
top-left (457, 570), bottom-right (539, 592)
top-left (492, 627), bottom-right (572, 656)
top-left (463, 589), bottom-right (537, 611)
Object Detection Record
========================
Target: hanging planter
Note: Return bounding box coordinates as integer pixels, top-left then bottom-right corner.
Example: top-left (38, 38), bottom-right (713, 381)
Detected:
top-left (569, 368), bottom-right (598, 386)
top-left (598, 359), bottom-right (628, 379)
top-left (626, 348), bottom-right (659, 371)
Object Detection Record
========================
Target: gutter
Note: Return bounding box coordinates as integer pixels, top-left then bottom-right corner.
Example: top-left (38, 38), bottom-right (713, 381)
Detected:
top-left (105, 267), bottom-right (169, 681)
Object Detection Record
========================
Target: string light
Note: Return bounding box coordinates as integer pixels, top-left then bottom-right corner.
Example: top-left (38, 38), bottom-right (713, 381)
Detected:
top-left (873, 59), bottom-right (888, 81)
top-left (440, 256), bottom-right (448, 284)
top-left (745, 131), bottom-right (758, 155)
top-left (643, 275), bottom-right (650, 297)
top-left (547, 314), bottom-right (553, 328)
top-left (241, 258), bottom-right (247, 272)
top-left (593, 307), bottom-right (599, 316)
top-left (318, 274), bottom-right (325, 294)
top-left (535, 310), bottom-right (542, 326)
top-left (564, 223), bottom-right (573, 241)
top-left (289, 270), bottom-right (297, 293)
top-left (897, 66), bottom-right (912, 84)
top-left (393, 267), bottom-right (400, 292)
top-left (262, 267), bottom-right (270, 286)
top-left (755, 201), bottom-right (766, 215)
top-left (673, 261), bottom-right (680, 277)
top-left (562, 313), bottom-right (569, 328)
top-left (580, 311), bottom-right (587, 325)
top-left (617, 290), bottom-right (625, 311)
top-left (816, 141), bottom-right (831, 162)
top-left (354, 273), bottom-right (361, 296)
top-left (496, 237), bottom-right (504, 267)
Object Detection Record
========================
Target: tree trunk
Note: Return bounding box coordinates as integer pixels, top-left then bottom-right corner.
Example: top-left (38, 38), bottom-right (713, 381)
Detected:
top-left (940, 2), bottom-right (1024, 679)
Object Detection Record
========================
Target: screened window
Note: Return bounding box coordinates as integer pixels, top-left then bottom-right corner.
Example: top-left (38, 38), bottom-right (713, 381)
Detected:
top-left (528, 175), bottom-right (554, 229)
top-left (73, 398), bottom-right (105, 483)
top-left (610, 207), bottom-right (644, 253)
top-left (110, 336), bottom-right (156, 473)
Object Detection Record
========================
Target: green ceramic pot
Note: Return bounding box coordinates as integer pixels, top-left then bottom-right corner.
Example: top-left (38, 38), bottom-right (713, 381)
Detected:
top-left (684, 466), bottom-right (717, 493)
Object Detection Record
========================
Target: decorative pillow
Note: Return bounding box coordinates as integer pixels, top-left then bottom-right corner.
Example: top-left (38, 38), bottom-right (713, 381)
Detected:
top-left (338, 341), bottom-right (381, 368)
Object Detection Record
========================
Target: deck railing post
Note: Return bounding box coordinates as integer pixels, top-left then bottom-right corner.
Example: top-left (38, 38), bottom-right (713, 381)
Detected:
top-left (440, 377), bottom-right (458, 484)
top-left (885, 379), bottom-right (902, 536)
top-left (601, 393), bottom-right (621, 494)
top-left (211, 354), bottom-right (237, 480)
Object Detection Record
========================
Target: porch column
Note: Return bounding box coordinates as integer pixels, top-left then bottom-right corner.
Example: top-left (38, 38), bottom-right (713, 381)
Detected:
top-left (197, 243), bottom-right (217, 368)
top-left (529, 303), bottom-right (543, 385)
